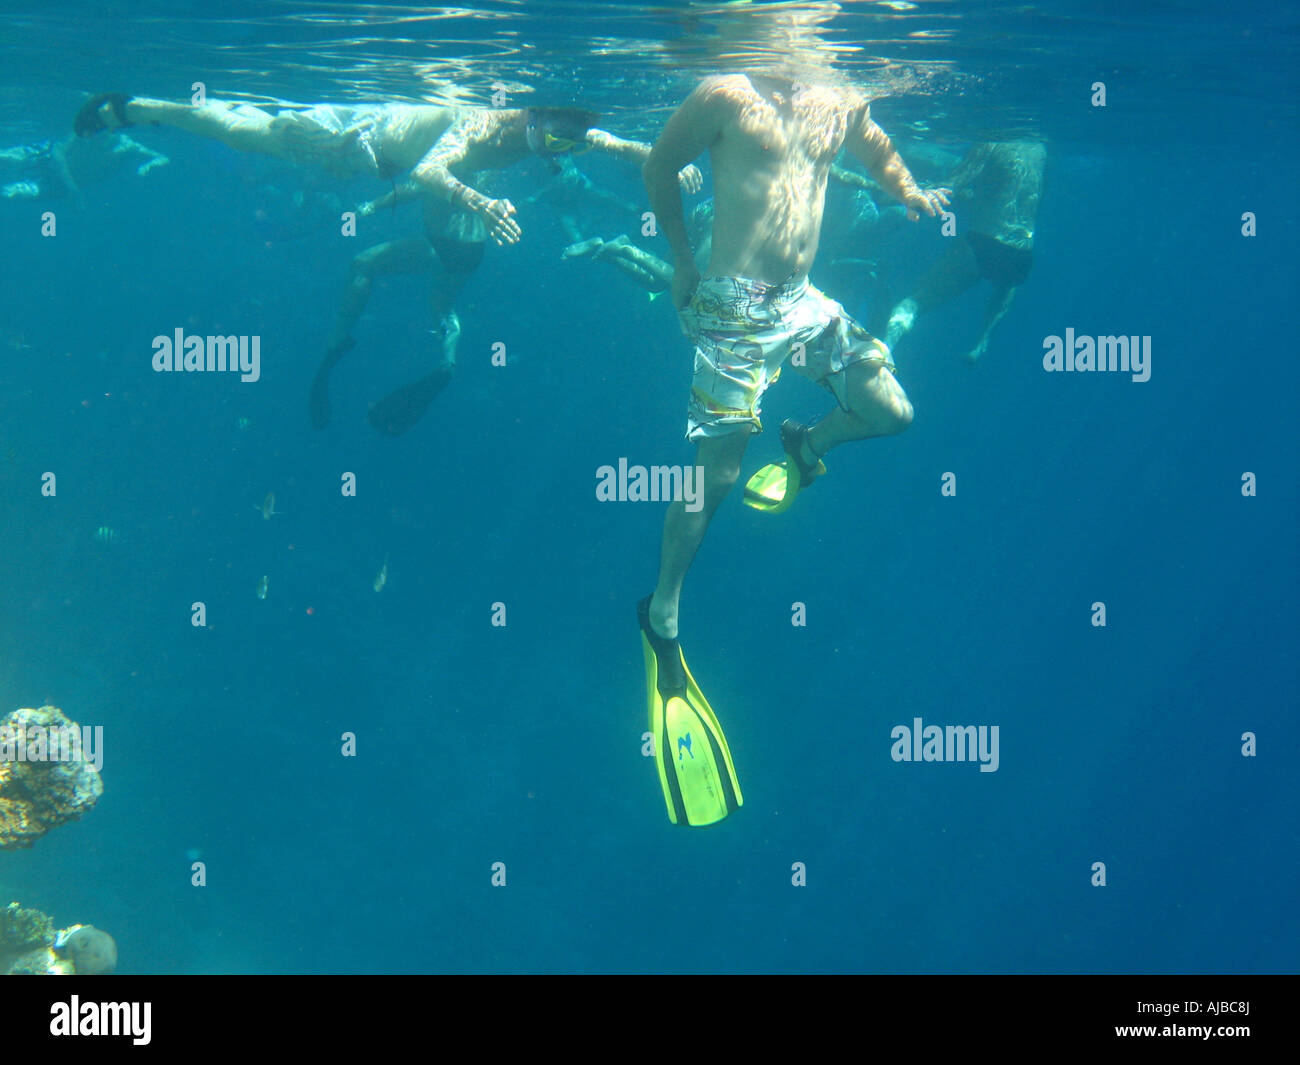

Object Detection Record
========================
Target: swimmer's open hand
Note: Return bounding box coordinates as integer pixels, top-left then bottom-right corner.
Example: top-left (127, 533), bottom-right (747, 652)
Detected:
top-left (356, 199), bottom-right (378, 219)
top-left (677, 164), bottom-right (704, 194)
top-left (481, 198), bottom-right (521, 245)
top-left (903, 186), bottom-right (951, 221)
top-left (671, 260), bottom-right (701, 310)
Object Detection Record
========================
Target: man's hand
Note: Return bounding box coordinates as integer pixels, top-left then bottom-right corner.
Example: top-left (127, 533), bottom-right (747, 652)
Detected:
top-left (671, 259), bottom-right (701, 310)
top-left (677, 164), bottom-right (704, 194)
top-left (356, 199), bottom-right (378, 219)
top-left (479, 198), bottom-right (521, 245)
top-left (902, 186), bottom-right (951, 221)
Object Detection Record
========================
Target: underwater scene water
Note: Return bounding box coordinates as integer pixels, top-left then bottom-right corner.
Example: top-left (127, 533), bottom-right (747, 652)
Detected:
top-left (0, 1), bottom-right (1296, 975)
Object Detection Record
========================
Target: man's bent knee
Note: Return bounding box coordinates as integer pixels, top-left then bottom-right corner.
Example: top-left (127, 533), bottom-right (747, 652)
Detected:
top-left (888, 398), bottom-right (914, 434)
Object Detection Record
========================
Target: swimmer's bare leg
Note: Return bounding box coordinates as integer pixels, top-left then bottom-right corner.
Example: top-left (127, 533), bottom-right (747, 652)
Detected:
top-left (885, 237), bottom-right (981, 351)
top-left (563, 236), bottom-right (605, 259)
top-left (428, 261), bottom-right (469, 368)
top-left (365, 255), bottom-right (473, 437)
top-left (649, 428), bottom-right (753, 639)
top-left (599, 236), bottom-right (673, 289)
top-left (965, 284), bottom-right (1015, 364)
top-left (560, 215), bottom-right (583, 244)
top-left (564, 234), bottom-right (672, 293)
top-left (81, 97), bottom-right (274, 152)
top-left (803, 360), bottom-right (914, 460)
top-left (311, 238), bottom-right (435, 429)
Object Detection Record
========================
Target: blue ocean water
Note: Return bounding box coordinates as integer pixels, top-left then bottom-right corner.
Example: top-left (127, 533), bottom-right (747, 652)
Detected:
top-left (1, 1), bottom-right (1295, 974)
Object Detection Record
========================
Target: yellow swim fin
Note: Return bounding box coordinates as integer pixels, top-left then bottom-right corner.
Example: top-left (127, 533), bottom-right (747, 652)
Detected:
top-left (743, 419), bottom-right (825, 514)
top-left (638, 597), bottom-right (742, 827)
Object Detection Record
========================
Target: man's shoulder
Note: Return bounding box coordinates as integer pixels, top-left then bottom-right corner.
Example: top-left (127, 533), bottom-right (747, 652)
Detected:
top-left (689, 74), bottom-right (754, 108)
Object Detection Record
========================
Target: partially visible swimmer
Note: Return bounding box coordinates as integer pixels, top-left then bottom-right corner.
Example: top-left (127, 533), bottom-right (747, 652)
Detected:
top-left (71, 91), bottom-right (701, 437)
top-left (1, 131), bottom-right (166, 208)
top-left (316, 106), bottom-right (702, 437)
top-left (884, 141), bottom-right (1046, 363)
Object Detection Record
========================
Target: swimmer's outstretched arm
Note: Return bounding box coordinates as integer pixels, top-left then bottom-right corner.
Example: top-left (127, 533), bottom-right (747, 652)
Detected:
top-left (846, 105), bottom-right (949, 220)
top-left (410, 114), bottom-right (522, 245)
top-left (358, 179), bottom-right (425, 216)
top-left (118, 135), bottom-right (169, 176)
top-left (587, 129), bottom-right (703, 193)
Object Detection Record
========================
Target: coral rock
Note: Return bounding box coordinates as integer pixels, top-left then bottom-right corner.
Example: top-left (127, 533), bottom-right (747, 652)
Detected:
top-left (0, 705), bottom-right (103, 849)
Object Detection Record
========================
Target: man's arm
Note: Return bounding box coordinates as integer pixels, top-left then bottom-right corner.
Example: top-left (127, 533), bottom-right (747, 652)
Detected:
top-left (844, 105), bottom-right (948, 219)
top-left (587, 129), bottom-right (703, 192)
top-left (643, 79), bottom-right (730, 305)
top-left (358, 179), bottom-right (426, 216)
top-left (410, 112), bottom-right (521, 244)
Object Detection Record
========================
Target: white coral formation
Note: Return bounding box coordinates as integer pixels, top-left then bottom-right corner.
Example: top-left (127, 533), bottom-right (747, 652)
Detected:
top-left (1, 905), bottom-right (117, 975)
top-left (0, 705), bottom-right (103, 849)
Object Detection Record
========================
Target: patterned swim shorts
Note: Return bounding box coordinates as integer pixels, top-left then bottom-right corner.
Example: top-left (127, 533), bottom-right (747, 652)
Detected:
top-left (678, 274), bottom-right (894, 440)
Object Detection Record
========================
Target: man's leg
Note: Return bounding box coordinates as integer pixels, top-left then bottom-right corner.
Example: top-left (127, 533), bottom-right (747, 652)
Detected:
top-left (311, 238), bottom-right (434, 429)
top-left (965, 284), bottom-right (1016, 364)
top-left (805, 360), bottom-right (914, 459)
top-left (564, 235), bottom-right (672, 294)
top-left (365, 242), bottom-right (478, 436)
top-left (82, 97), bottom-right (280, 153)
top-left (885, 237), bottom-right (981, 351)
top-left (77, 97), bottom-right (373, 175)
top-left (649, 429), bottom-right (752, 638)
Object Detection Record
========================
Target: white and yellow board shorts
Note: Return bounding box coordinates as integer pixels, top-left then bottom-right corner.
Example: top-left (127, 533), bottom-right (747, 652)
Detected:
top-left (678, 275), bottom-right (894, 441)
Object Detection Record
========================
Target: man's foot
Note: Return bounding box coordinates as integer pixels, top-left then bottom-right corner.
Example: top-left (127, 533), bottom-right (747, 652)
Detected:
top-left (963, 337), bottom-right (988, 365)
top-left (562, 236), bottom-right (605, 260)
top-left (742, 419), bottom-right (826, 514)
top-left (366, 366), bottom-right (453, 436)
top-left (884, 297), bottom-right (917, 350)
top-left (74, 93), bottom-right (132, 137)
top-left (783, 420), bottom-right (825, 486)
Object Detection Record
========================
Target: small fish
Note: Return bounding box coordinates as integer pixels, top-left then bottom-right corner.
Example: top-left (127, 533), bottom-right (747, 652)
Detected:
top-left (373, 554), bottom-right (389, 593)
top-left (254, 491), bottom-right (281, 519)
top-left (94, 526), bottom-right (119, 543)
top-left (236, 417), bottom-right (252, 432)
top-left (255, 575), bottom-right (269, 600)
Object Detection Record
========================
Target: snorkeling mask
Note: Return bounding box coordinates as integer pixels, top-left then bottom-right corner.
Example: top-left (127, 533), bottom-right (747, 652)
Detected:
top-left (526, 109), bottom-right (593, 156)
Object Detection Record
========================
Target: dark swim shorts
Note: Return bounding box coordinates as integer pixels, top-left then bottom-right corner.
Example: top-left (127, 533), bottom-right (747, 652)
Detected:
top-left (965, 231), bottom-right (1033, 287)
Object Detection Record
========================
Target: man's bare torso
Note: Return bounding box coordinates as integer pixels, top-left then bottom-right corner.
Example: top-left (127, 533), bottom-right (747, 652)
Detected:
top-left (706, 74), bottom-right (861, 283)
